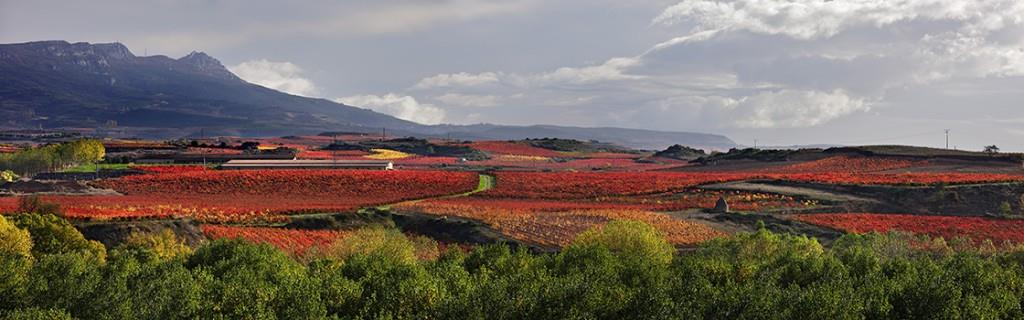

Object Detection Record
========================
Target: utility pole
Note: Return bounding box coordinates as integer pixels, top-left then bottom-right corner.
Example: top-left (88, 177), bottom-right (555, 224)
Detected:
top-left (753, 139), bottom-right (758, 149)
top-left (944, 129), bottom-right (950, 149)
top-left (381, 127), bottom-right (386, 142)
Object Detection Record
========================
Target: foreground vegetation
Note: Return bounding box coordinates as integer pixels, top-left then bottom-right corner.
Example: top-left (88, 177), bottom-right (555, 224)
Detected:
top-left (2, 214), bottom-right (1024, 319)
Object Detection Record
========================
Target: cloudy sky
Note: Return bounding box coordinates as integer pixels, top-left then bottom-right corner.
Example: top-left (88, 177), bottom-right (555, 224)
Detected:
top-left (3, 0), bottom-right (1024, 150)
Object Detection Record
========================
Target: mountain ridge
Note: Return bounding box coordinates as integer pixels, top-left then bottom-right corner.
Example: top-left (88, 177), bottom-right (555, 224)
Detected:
top-left (0, 40), bottom-right (736, 149)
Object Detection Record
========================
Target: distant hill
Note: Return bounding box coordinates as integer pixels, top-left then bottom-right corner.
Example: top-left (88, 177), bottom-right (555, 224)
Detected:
top-left (0, 40), bottom-right (426, 136)
top-left (434, 124), bottom-right (736, 150)
top-left (0, 40), bottom-right (737, 150)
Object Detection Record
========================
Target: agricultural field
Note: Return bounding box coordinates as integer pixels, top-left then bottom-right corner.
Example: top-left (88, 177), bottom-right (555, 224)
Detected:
top-left (1, 169), bottom-right (479, 223)
top-left (792, 213), bottom-right (1024, 245)
top-left (201, 225), bottom-right (347, 256)
top-left (3, 138), bottom-right (1024, 256)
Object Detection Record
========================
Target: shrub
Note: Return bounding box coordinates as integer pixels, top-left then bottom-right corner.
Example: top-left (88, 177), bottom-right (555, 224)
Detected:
top-left (0, 170), bottom-right (17, 183)
top-left (999, 201), bottom-right (1014, 217)
top-left (16, 196), bottom-right (61, 217)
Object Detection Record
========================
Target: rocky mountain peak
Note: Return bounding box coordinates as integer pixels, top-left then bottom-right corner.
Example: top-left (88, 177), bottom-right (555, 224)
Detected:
top-left (178, 51), bottom-right (238, 80)
top-left (88, 42), bottom-right (135, 60)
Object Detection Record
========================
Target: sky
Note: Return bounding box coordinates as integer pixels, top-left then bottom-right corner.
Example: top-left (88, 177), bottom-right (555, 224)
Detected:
top-left (2, 0), bottom-right (1024, 151)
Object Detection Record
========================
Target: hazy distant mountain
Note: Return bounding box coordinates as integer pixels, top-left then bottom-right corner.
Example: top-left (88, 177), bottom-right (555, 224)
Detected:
top-left (433, 124), bottom-right (736, 150)
top-left (0, 41), bottom-right (736, 149)
top-left (0, 40), bottom-right (425, 135)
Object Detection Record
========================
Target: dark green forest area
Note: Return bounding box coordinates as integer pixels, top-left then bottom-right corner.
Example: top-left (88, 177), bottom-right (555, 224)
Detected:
top-left (2, 213), bottom-right (1024, 320)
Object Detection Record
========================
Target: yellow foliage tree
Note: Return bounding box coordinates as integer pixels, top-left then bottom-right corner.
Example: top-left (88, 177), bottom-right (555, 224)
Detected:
top-left (0, 215), bottom-right (32, 259)
top-left (124, 229), bottom-right (193, 261)
top-left (570, 220), bottom-right (675, 266)
top-left (320, 226), bottom-right (436, 264)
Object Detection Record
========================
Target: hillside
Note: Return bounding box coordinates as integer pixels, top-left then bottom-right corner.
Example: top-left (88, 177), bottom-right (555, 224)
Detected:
top-left (0, 41), bottom-right (426, 136)
top-left (0, 40), bottom-right (737, 150)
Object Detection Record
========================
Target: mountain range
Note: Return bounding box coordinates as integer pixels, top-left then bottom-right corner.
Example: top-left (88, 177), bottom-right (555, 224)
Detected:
top-left (0, 41), bottom-right (736, 149)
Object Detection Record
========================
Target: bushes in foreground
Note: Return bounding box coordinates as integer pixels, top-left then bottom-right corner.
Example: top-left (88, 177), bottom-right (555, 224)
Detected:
top-left (1, 214), bottom-right (1024, 319)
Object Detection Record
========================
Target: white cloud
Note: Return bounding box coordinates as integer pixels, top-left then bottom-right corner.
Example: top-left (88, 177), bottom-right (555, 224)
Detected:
top-left (335, 94), bottom-right (446, 125)
top-left (229, 59), bottom-right (319, 97)
top-left (653, 0), bottom-right (1021, 40)
top-left (728, 90), bottom-right (869, 128)
top-left (652, 0), bottom-right (1024, 80)
top-left (434, 93), bottom-right (501, 107)
top-left (412, 72), bottom-right (501, 89)
top-left (535, 57), bottom-right (643, 84)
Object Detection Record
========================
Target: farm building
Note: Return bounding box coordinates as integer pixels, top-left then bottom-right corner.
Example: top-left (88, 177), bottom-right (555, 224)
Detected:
top-left (221, 160), bottom-right (394, 170)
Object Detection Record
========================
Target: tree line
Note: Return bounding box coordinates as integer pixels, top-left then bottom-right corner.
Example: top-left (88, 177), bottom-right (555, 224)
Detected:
top-left (1, 214), bottom-right (1024, 319)
top-left (0, 140), bottom-right (105, 178)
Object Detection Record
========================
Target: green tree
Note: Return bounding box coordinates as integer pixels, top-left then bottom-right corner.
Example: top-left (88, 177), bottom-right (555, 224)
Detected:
top-left (11, 214), bottom-right (105, 262)
top-left (58, 139), bottom-right (105, 169)
top-left (570, 220), bottom-right (675, 266)
top-left (320, 225), bottom-right (430, 265)
top-left (1, 308), bottom-right (72, 320)
top-left (0, 215), bottom-right (32, 259)
top-left (0, 252), bottom-right (33, 312)
top-left (25, 253), bottom-right (103, 317)
top-left (187, 238), bottom-right (325, 319)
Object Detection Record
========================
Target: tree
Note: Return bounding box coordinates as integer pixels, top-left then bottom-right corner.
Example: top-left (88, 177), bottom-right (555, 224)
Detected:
top-left (0, 140), bottom-right (104, 176)
top-left (0, 215), bottom-right (32, 259)
top-left (121, 229), bottom-right (193, 262)
top-left (11, 214), bottom-right (106, 262)
top-left (17, 196), bottom-right (61, 217)
top-left (56, 139), bottom-right (104, 170)
top-left (0, 308), bottom-right (73, 320)
top-left (0, 170), bottom-right (17, 183)
top-left (984, 145), bottom-right (1000, 156)
top-left (319, 226), bottom-right (430, 265)
top-left (0, 216), bottom-right (34, 311)
top-left (240, 141), bottom-right (260, 151)
top-left (186, 238), bottom-right (325, 319)
top-left (570, 220), bottom-right (675, 266)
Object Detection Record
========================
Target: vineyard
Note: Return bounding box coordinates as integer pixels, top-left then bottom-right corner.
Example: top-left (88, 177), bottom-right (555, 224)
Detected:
top-left (396, 201), bottom-right (725, 247)
top-left (4, 140), bottom-right (1024, 254)
top-left (792, 213), bottom-right (1024, 244)
top-left (201, 225), bottom-right (347, 255)
top-left (0, 170), bottom-right (480, 222)
top-left (767, 156), bottom-right (924, 173)
top-left (480, 172), bottom-right (753, 199)
top-left (95, 169), bottom-right (477, 197)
